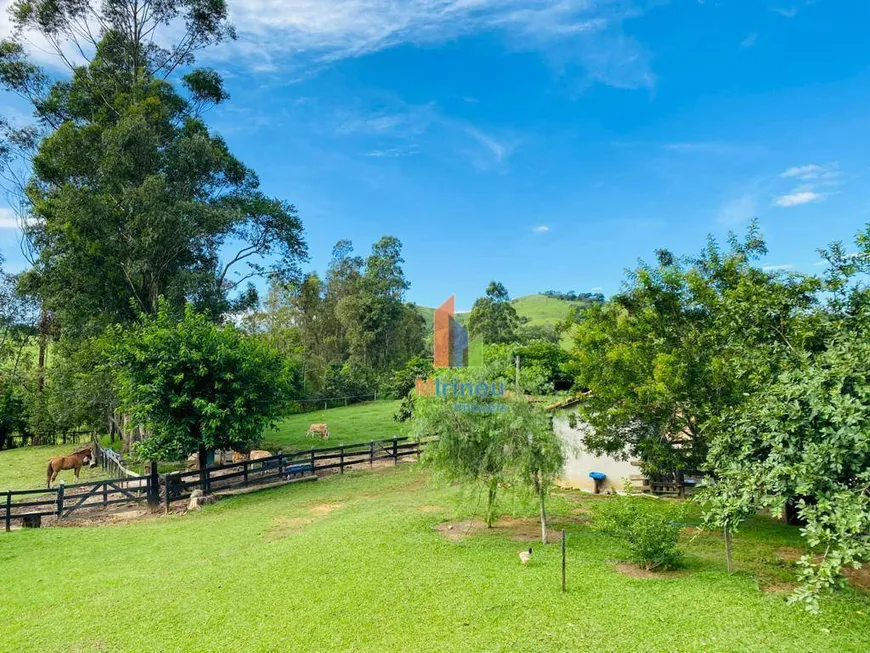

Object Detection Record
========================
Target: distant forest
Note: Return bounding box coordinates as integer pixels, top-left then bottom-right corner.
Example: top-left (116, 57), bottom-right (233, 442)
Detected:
top-left (541, 290), bottom-right (605, 303)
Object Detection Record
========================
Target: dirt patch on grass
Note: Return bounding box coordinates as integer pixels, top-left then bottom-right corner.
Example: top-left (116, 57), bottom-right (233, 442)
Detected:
top-left (762, 581), bottom-right (798, 594)
top-left (435, 517), bottom-right (562, 543)
top-left (266, 517), bottom-right (312, 540)
top-left (266, 503), bottom-right (344, 540)
top-left (844, 566), bottom-right (870, 592)
top-left (309, 503), bottom-right (343, 516)
top-left (612, 562), bottom-right (686, 579)
top-left (436, 519), bottom-right (484, 541)
top-left (775, 547), bottom-right (869, 592)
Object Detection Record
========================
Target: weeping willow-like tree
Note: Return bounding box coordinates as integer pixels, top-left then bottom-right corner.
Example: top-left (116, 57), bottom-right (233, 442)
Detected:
top-left (410, 388), bottom-right (564, 541)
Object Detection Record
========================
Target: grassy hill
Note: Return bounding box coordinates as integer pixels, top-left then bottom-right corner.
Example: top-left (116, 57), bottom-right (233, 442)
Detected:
top-left (415, 293), bottom-right (581, 333)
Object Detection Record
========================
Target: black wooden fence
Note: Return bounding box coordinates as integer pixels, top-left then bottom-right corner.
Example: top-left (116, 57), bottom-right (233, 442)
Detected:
top-left (163, 436), bottom-right (425, 510)
top-left (3, 437), bottom-right (426, 530)
top-left (3, 469), bottom-right (159, 532)
top-left (4, 430), bottom-right (91, 449)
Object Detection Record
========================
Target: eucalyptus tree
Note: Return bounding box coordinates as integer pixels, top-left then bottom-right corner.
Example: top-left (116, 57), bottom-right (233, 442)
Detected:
top-left (0, 0), bottom-right (306, 335)
top-left (468, 281), bottom-right (519, 344)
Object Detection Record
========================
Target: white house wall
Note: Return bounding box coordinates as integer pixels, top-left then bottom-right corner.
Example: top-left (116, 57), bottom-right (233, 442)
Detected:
top-left (553, 410), bottom-right (639, 493)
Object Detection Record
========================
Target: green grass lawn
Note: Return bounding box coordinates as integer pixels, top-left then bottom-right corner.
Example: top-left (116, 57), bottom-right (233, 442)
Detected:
top-left (1, 465), bottom-right (868, 652)
top-left (0, 443), bottom-right (111, 491)
top-left (263, 400), bottom-right (403, 451)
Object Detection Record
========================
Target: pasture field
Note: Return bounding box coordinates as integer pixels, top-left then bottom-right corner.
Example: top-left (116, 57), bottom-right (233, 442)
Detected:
top-left (263, 399), bottom-right (402, 451)
top-left (1, 465), bottom-right (869, 652)
top-left (0, 443), bottom-right (111, 491)
top-left (510, 294), bottom-right (581, 327)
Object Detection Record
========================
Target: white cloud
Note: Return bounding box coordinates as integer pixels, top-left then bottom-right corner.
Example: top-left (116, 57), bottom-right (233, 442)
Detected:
top-left (364, 147), bottom-right (417, 158)
top-left (773, 191), bottom-right (825, 207)
top-left (0, 207), bottom-right (19, 229)
top-left (333, 99), bottom-right (513, 170)
top-left (0, 1), bottom-right (658, 88)
top-left (772, 7), bottom-right (799, 18)
top-left (466, 126), bottom-right (510, 163)
top-left (532, 224), bottom-right (550, 234)
top-left (781, 164), bottom-right (826, 180)
top-left (590, 287), bottom-right (602, 292)
top-left (718, 193), bottom-right (758, 226)
top-left (762, 264), bottom-right (794, 272)
top-left (740, 33), bottom-right (758, 48)
top-left (217, 1), bottom-right (656, 88)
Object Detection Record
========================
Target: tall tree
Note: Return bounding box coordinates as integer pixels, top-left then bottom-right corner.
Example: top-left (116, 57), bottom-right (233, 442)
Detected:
top-left (0, 0), bottom-right (306, 335)
top-left (570, 225), bottom-right (821, 477)
top-left (468, 281), bottom-right (519, 344)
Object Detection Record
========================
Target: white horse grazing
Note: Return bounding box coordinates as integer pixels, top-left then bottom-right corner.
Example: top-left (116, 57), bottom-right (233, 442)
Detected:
top-left (306, 423), bottom-right (329, 440)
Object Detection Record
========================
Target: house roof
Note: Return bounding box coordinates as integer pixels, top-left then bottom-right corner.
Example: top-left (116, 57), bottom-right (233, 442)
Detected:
top-left (544, 394), bottom-right (589, 412)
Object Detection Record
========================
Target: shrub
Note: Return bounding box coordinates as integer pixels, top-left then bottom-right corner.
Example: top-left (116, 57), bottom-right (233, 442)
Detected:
top-left (594, 497), bottom-right (685, 570)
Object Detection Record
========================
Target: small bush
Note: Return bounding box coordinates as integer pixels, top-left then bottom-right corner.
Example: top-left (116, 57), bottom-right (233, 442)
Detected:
top-left (594, 497), bottom-right (685, 570)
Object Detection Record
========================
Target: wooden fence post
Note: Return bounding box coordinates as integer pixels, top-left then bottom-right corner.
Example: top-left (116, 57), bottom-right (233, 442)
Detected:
top-left (243, 460), bottom-right (249, 487)
top-left (392, 437), bottom-right (398, 465)
top-left (340, 446), bottom-right (345, 474)
top-left (164, 473), bottom-right (171, 514)
top-left (277, 453), bottom-right (284, 479)
top-left (310, 448), bottom-right (315, 471)
top-left (369, 441), bottom-right (374, 467)
top-left (4, 491), bottom-right (10, 532)
top-left (56, 482), bottom-right (65, 520)
top-left (147, 462), bottom-right (159, 508)
top-left (102, 482), bottom-right (108, 507)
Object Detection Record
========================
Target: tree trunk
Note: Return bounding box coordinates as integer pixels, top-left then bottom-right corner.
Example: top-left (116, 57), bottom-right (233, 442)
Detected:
top-left (198, 443), bottom-right (208, 493)
top-left (538, 476), bottom-right (549, 545)
top-left (486, 481), bottom-right (498, 528)
top-left (36, 309), bottom-right (49, 394)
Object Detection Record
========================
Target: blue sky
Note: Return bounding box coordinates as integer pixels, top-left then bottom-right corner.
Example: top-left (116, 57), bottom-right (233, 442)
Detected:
top-left (2, 0), bottom-right (869, 309)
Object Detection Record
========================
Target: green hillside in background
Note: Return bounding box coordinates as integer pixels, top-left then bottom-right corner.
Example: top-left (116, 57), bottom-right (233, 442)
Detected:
top-left (415, 293), bottom-right (582, 333)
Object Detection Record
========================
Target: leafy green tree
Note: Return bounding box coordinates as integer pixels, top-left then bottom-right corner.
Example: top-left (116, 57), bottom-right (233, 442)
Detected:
top-left (0, 0), bottom-right (305, 335)
top-left (468, 281), bottom-right (519, 344)
top-left (112, 303), bottom-right (295, 467)
top-left (699, 225), bottom-right (870, 610)
top-left (570, 225), bottom-right (820, 477)
top-left (0, 382), bottom-right (28, 450)
top-left (484, 340), bottom-right (572, 395)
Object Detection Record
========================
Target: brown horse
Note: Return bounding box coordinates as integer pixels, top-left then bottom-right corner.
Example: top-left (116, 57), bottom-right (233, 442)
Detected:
top-left (46, 446), bottom-right (95, 488)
